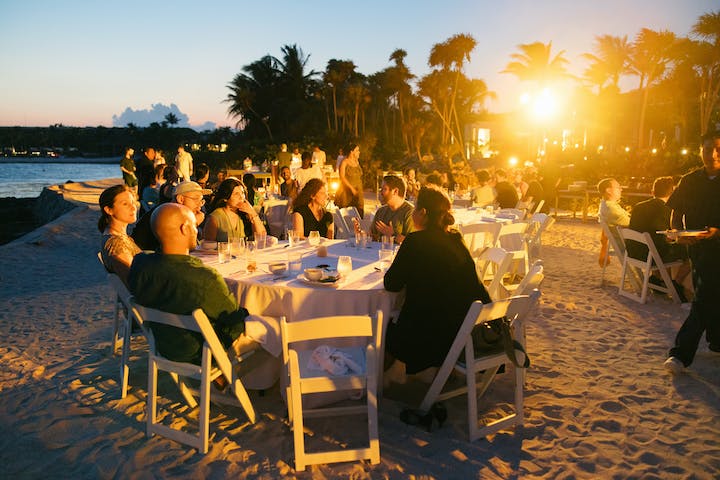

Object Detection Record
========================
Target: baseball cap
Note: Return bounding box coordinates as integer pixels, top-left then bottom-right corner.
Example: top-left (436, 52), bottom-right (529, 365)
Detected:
top-left (173, 180), bottom-right (212, 197)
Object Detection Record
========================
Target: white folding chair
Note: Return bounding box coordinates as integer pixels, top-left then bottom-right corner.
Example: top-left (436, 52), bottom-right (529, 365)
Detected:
top-left (476, 246), bottom-right (514, 300)
top-left (497, 221), bottom-right (530, 279)
top-left (130, 301), bottom-right (257, 454)
top-left (532, 199), bottom-right (545, 214)
top-left (341, 206), bottom-right (362, 232)
top-left (500, 260), bottom-right (544, 299)
top-left (281, 311), bottom-right (382, 471)
top-left (418, 291), bottom-right (540, 441)
top-left (526, 213), bottom-right (555, 260)
top-left (617, 228), bottom-right (683, 304)
top-left (600, 221), bottom-right (641, 291)
top-left (332, 209), bottom-right (351, 239)
top-left (459, 222), bottom-right (502, 259)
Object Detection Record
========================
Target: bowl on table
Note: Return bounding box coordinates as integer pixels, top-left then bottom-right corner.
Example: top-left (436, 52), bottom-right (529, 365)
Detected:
top-left (304, 268), bottom-right (323, 281)
top-left (269, 262), bottom-right (288, 276)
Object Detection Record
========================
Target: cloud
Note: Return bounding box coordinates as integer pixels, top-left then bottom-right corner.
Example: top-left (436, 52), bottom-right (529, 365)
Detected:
top-left (112, 103), bottom-right (216, 131)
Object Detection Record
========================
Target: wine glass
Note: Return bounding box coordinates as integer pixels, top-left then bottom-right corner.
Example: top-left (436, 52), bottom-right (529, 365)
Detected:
top-left (308, 230), bottom-right (321, 246)
top-left (336, 255), bottom-right (353, 277)
top-left (378, 249), bottom-right (393, 272)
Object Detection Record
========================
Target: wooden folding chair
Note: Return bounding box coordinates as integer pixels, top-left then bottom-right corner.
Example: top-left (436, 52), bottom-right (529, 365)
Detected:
top-left (130, 301), bottom-right (257, 454)
top-left (418, 291), bottom-right (540, 441)
top-left (497, 222), bottom-right (530, 279)
top-left (617, 228), bottom-right (684, 304)
top-left (281, 311), bottom-right (382, 471)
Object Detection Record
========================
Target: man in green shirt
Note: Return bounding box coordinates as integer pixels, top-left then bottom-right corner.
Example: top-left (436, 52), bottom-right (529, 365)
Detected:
top-left (128, 203), bottom-right (267, 367)
top-left (371, 175), bottom-right (415, 244)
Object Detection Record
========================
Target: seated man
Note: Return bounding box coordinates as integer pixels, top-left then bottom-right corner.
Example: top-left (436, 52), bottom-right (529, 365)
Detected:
top-left (128, 203), bottom-right (280, 388)
top-left (132, 180), bottom-right (210, 251)
top-left (494, 169), bottom-right (519, 209)
top-left (597, 177), bottom-right (630, 266)
top-left (626, 176), bottom-right (691, 299)
top-left (471, 169), bottom-right (496, 207)
top-left (370, 175), bottom-right (415, 244)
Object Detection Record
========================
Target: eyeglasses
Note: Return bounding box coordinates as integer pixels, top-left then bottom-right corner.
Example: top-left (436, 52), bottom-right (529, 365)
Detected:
top-left (184, 195), bottom-right (205, 205)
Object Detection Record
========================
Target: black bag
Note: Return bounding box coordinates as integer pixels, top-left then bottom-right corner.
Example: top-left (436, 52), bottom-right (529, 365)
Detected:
top-left (470, 317), bottom-right (530, 368)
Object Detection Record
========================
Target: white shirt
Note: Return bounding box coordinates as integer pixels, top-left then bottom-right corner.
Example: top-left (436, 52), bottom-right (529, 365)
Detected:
top-left (295, 165), bottom-right (325, 191)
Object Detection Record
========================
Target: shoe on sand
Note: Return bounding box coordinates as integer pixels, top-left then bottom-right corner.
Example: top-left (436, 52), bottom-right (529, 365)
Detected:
top-left (664, 357), bottom-right (684, 374)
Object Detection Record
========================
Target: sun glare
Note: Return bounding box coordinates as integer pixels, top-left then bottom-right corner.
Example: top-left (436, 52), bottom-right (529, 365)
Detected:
top-left (531, 89), bottom-right (558, 121)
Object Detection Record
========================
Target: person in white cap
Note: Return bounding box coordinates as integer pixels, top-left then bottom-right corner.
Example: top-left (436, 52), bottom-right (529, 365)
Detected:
top-left (131, 180), bottom-right (211, 251)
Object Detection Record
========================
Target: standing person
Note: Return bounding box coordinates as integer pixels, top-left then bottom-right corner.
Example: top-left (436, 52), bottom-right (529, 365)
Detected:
top-left (175, 145), bottom-right (193, 182)
top-left (294, 151), bottom-right (325, 191)
top-left (98, 184), bottom-right (142, 285)
top-left (383, 185), bottom-right (491, 381)
top-left (154, 150), bottom-right (166, 168)
top-left (335, 148), bottom-right (345, 172)
top-left (664, 130), bottom-right (720, 373)
top-left (311, 145), bottom-right (326, 169)
top-left (136, 147), bottom-right (157, 199)
top-left (404, 167), bottom-right (421, 202)
top-left (335, 143), bottom-right (364, 217)
top-left (119, 147), bottom-right (137, 194)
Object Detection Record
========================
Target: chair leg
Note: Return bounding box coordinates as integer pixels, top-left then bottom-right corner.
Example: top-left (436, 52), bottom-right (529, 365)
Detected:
top-left (199, 361), bottom-right (211, 455)
top-left (112, 297), bottom-right (121, 355)
top-left (147, 358), bottom-right (158, 438)
top-left (119, 314), bottom-right (132, 399)
top-left (289, 359), bottom-right (306, 471)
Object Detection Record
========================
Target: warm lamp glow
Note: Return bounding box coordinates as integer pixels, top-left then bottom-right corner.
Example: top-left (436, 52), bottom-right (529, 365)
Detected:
top-left (681, 148), bottom-right (688, 155)
top-left (624, 146), bottom-right (631, 153)
top-left (508, 156), bottom-right (519, 167)
top-left (330, 181), bottom-right (339, 192)
top-left (651, 148), bottom-right (658, 155)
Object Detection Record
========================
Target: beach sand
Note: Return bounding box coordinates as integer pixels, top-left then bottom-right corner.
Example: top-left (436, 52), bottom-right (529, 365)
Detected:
top-left (1, 181), bottom-right (718, 479)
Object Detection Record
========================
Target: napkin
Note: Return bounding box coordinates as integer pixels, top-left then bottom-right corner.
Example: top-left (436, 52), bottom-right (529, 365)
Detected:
top-left (308, 345), bottom-right (363, 375)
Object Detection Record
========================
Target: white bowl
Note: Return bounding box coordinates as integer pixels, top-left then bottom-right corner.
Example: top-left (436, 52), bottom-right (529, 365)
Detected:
top-left (304, 268), bottom-right (323, 281)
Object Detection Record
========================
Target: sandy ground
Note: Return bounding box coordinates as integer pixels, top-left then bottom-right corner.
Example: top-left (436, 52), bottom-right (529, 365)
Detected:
top-left (0, 181), bottom-right (718, 479)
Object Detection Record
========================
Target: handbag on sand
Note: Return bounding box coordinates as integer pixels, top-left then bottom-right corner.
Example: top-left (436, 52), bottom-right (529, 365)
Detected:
top-left (470, 317), bottom-right (530, 368)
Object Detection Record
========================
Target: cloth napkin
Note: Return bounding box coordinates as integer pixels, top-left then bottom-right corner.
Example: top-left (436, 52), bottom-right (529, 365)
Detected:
top-left (308, 345), bottom-right (363, 375)
top-left (243, 314), bottom-right (282, 357)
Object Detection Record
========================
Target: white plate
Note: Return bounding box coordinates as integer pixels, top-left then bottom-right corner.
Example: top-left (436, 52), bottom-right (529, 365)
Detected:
top-left (295, 273), bottom-right (342, 288)
top-left (657, 229), bottom-right (708, 237)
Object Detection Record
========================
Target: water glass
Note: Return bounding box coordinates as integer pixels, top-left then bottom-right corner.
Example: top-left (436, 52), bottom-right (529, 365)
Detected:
top-left (337, 255), bottom-right (353, 276)
top-left (381, 235), bottom-right (394, 251)
top-left (287, 229), bottom-right (299, 247)
top-left (217, 242), bottom-right (230, 264)
top-left (288, 251), bottom-right (303, 274)
top-left (255, 232), bottom-right (267, 250)
top-left (378, 249), bottom-right (393, 272)
top-left (230, 238), bottom-right (245, 258)
top-left (308, 230), bottom-right (321, 246)
top-left (355, 230), bottom-right (367, 248)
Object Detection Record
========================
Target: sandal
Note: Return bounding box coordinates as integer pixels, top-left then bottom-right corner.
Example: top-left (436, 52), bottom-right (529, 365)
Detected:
top-left (399, 402), bottom-right (447, 432)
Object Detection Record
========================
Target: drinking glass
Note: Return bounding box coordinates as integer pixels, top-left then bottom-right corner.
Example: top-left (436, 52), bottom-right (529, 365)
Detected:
top-left (287, 229), bottom-right (299, 247)
top-left (381, 235), bottom-right (394, 251)
top-left (378, 249), bottom-right (393, 272)
top-left (230, 238), bottom-right (245, 259)
top-left (355, 230), bottom-right (367, 248)
top-left (246, 240), bottom-right (257, 273)
top-left (308, 230), bottom-right (321, 246)
top-left (217, 242), bottom-right (230, 264)
top-left (255, 232), bottom-right (267, 250)
top-left (337, 255), bottom-right (353, 276)
top-left (288, 251), bottom-right (303, 274)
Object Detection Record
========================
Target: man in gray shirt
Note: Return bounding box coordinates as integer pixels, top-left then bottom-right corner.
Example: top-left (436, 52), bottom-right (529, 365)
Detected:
top-left (371, 175), bottom-right (415, 244)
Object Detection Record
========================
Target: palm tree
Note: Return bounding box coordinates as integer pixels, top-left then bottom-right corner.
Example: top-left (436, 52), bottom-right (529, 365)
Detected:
top-left (164, 113), bottom-right (179, 127)
top-left (582, 35), bottom-right (633, 92)
top-left (630, 28), bottom-right (678, 148)
top-left (323, 59), bottom-right (356, 133)
top-left (225, 55), bottom-right (278, 140)
top-left (691, 10), bottom-right (720, 135)
top-left (502, 41), bottom-right (569, 85)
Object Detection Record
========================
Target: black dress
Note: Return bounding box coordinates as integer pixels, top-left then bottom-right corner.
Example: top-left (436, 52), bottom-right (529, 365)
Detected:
top-left (384, 228), bottom-right (491, 373)
top-left (295, 205), bottom-right (333, 238)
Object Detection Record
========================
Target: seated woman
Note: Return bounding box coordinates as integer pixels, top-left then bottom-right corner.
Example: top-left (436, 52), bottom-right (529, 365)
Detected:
top-left (291, 178), bottom-right (334, 239)
top-left (204, 178), bottom-right (266, 242)
top-left (99, 185), bottom-right (142, 285)
top-left (383, 185), bottom-right (491, 383)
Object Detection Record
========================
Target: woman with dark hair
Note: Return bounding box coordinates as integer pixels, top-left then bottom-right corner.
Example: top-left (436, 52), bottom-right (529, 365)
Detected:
top-left (98, 184), bottom-right (142, 285)
top-left (291, 178), bottom-right (334, 239)
top-left (383, 185), bottom-right (491, 380)
top-left (335, 143), bottom-right (364, 217)
top-left (204, 178), bottom-right (266, 242)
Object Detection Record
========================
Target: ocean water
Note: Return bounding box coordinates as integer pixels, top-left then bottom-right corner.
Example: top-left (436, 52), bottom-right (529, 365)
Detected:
top-left (0, 161), bottom-right (121, 198)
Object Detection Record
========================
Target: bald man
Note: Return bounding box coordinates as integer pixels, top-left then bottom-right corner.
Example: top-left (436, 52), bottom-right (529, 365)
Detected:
top-left (128, 203), bottom-right (280, 387)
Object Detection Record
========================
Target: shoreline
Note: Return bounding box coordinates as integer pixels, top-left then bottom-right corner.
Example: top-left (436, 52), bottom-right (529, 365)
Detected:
top-left (0, 156), bottom-right (117, 164)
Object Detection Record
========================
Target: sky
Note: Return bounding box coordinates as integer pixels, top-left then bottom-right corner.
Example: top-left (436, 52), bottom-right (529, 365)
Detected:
top-left (0, 0), bottom-right (714, 131)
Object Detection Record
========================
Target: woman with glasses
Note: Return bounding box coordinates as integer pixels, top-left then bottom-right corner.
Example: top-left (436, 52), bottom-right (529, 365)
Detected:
top-left (204, 178), bottom-right (266, 242)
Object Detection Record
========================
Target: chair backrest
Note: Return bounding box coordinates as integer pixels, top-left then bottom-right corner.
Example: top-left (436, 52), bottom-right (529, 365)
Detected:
top-left (514, 262), bottom-right (544, 296)
top-left (532, 199), bottom-right (545, 214)
top-left (459, 222), bottom-right (502, 258)
top-left (281, 312), bottom-right (381, 354)
top-left (497, 221), bottom-right (529, 251)
top-left (108, 273), bottom-right (133, 310)
top-left (600, 220), bottom-right (625, 259)
top-left (476, 246), bottom-right (514, 299)
top-left (340, 207), bottom-right (361, 233)
top-left (332, 209), bottom-right (350, 239)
